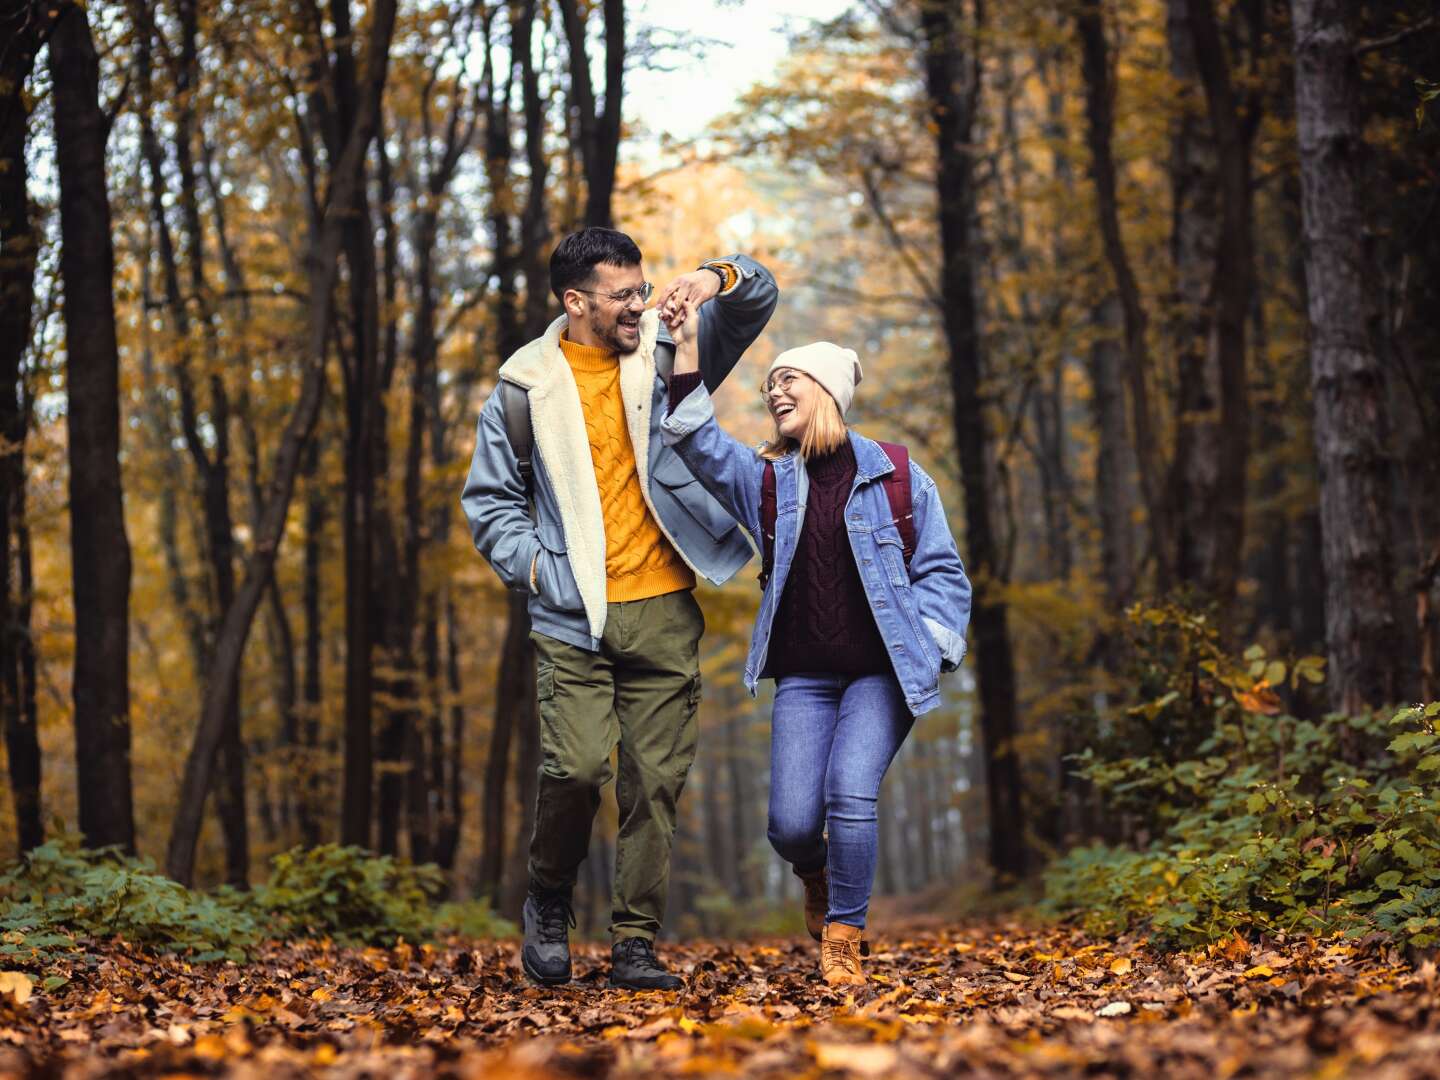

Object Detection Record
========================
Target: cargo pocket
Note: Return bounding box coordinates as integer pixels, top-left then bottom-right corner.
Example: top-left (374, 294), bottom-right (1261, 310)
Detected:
top-left (536, 661), bottom-right (555, 701)
top-left (535, 661), bottom-right (559, 766)
top-left (669, 671), bottom-right (702, 773)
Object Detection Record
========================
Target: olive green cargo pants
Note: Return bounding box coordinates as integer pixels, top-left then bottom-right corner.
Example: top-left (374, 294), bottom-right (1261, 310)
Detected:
top-left (527, 590), bottom-right (703, 942)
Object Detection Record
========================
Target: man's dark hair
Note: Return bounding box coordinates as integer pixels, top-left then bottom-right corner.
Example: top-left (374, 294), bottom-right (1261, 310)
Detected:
top-left (549, 227), bottom-right (643, 301)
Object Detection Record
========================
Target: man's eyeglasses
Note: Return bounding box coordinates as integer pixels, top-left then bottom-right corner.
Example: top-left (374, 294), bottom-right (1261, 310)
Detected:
top-left (574, 281), bottom-right (654, 306)
top-left (760, 369), bottom-right (805, 398)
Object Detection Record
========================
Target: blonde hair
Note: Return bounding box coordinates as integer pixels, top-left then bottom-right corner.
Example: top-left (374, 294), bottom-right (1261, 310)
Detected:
top-left (758, 384), bottom-right (849, 461)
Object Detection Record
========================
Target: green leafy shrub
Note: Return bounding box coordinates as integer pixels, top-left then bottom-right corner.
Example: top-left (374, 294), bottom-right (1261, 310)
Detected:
top-left (242, 844), bottom-right (447, 946)
top-left (1045, 609), bottom-right (1440, 949)
top-left (1064, 602), bottom-right (1335, 840)
top-left (1, 838), bottom-right (515, 972)
top-left (0, 834), bottom-right (263, 968)
top-left (426, 898), bottom-right (518, 940)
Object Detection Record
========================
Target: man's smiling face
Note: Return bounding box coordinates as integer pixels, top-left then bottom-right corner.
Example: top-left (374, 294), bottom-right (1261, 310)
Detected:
top-left (574, 261), bottom-right (647, 353)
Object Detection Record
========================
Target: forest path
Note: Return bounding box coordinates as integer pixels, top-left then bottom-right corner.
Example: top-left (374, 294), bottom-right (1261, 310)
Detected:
top-left (2, 920), bottom-right (1437, 1077)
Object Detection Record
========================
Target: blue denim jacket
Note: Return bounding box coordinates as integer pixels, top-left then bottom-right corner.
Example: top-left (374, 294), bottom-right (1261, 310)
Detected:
top-left (460, 256), bottom-right (778, 651)
top-left (661, 385), bottom-right (972, 716)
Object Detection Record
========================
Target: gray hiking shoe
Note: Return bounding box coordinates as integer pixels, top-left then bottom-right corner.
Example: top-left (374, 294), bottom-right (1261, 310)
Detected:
top-left (521, 886), bottom-right (575, 986)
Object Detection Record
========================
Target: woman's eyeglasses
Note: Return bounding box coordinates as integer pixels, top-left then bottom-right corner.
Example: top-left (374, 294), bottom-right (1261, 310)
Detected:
top-left (759, 370), bottom-right (804, 398)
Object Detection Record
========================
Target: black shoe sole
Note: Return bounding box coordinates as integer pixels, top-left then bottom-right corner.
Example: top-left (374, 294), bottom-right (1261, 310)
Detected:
top-left (607, 977), bottom-right (683, 991)
top-left (521, 955), bottom-right (572, 987)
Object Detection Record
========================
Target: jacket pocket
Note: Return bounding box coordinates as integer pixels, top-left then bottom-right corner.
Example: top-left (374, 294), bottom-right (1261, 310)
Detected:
top-left (534, 524), bottom-right (583, 613)
top-left (652, 452), bottom-right (737, 542)
top-left (872, 526), bottom-right (911, 588)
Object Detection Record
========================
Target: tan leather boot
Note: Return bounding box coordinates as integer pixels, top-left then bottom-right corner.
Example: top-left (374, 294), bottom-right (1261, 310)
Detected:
top-left (820, 921), bottom-right (866, 987)
top-left (795, 865), bottom-right (827, 941)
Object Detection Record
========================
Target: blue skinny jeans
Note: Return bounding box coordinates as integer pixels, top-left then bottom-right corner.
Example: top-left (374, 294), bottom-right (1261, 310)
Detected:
top-left (767, 672), bottom-right (914, 928)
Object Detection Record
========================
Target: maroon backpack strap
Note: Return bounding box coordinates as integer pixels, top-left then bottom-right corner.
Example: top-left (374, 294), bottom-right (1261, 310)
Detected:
top-left (878, 441), bottom-right (915, 568)
top-left (759, 459), bottom-right (777, 586)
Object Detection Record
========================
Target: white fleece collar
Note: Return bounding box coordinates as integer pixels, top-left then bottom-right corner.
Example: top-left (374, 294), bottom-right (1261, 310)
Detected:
top-left (496, 310), bottom-right (664, 641)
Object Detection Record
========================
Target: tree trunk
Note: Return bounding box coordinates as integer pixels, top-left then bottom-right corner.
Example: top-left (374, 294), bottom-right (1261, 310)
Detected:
top-left (133, 0), bottom-right (249, 883)
top-left (1088, 295), bottom-right (1135, 609)
top-left (906, 755), bottom-right (936, 886)
top-left (1075, 0), bottom-right (1172, 590)
top-left (420, 597), bottom-right (444, 865)
top-left (1180, 0), bottom-right (1256, 611)
top-left (475, 15), bottom-right (540, 911)
top-left (3, 400), bottom-right (42, 854)
top-left (299, 438), bottom-right (326, 848)
top-left (876, 788), bottom-right (898, 896)
top-left (516, 0), bottom-right (553, 336)
top-left (433, 594), bottom-right (465, 870)
top-left (918, 1), bottom-right (1027, 882)
top-left (724, 714), bottom-right (753, 895)
top-left (165, 0), bottom-right (399, 883)
top-left (557, 0), bottom-right (623, 228)
top-left (478, 591), bottom-right (523, 899)
top-left (219, 128), bottom-right (299, 844)
top-left (391, 48), bottom-right (486, 862)
top-left (1290, 0), bottom-right (1400, 712)
top-left (0, 6), bottom-right (53, 856)
top-left (1165, 0), bottom-right (1223, 594)
top-left (1030, 368), bottom-right (1073, 581)
top-left (501, 662), bottom-right (541, 920)
top-left (329, 0), bottom-right (382, 851)
top-left (1250, 281), bottom-right (1295, 644)
top-left (372, 118), bottom-right (408, 860)
top-left (262, 560), bottom-right (299, 837)
top-left (50, 6), bottom-right (136, 853)
top-left (6, 468), bottom-right (41, 853)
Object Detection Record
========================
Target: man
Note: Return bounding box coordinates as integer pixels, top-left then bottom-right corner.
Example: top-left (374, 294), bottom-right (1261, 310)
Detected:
top-left (461, 227), bottom-right (778, 989)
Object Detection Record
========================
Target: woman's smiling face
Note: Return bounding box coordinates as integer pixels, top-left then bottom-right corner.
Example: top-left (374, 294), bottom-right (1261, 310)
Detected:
top-left (764, 367), bottom-right (821, 440)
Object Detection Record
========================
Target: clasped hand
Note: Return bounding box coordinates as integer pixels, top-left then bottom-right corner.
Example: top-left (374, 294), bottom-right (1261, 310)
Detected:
top-left (656, 269), bottom-right (719, 337)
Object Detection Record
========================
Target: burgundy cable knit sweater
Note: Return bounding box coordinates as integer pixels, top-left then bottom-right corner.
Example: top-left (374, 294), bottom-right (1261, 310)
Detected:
top-left (669, 372), bottom-right (887, 677)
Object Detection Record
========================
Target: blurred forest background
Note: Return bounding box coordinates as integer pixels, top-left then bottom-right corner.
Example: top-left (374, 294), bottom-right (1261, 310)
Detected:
top-left (1, 0), bottom-right (1438, 942)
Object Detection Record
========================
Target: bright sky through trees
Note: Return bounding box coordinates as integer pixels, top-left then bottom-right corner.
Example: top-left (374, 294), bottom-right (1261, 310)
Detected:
top-left (626, 0), bottom-right (853, 145)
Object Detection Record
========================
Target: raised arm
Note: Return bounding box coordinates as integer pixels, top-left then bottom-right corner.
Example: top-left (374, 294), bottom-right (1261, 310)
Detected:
top-left (656, 255), bottom-right (778, 392)
top-left (659, 298), bottom-right (766, 542)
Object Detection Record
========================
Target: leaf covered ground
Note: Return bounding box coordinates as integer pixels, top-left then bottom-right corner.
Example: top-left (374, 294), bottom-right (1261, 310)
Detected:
top-left (2, 920), bottom-right (1438, 1078)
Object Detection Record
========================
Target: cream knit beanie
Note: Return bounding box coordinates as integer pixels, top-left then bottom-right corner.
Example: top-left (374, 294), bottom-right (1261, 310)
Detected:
top-left (766, 342), bottom-right (863, 417)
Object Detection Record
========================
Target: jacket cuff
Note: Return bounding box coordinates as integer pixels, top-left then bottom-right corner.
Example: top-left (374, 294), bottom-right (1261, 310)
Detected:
top-left (661, 382), bottom-right (715, 445)
top-left (668, 370), bottom-right (704, 413)
top-left (924, 617), bottom-right (968, 672)
top-left (701, 260), bottom-right (740, 295)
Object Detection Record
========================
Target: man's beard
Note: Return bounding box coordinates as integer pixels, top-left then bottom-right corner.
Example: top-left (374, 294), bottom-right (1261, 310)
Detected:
top-left (588, 308), bottom-right (636, 354)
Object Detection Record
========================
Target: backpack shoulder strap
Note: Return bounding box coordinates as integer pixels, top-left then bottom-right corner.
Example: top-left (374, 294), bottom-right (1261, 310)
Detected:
top-left (877, 441), bottom-right (915, 567)
top-left (499, 381), bottom-right (533, 493)
top-left (759, 459), bottom-right (777, 587)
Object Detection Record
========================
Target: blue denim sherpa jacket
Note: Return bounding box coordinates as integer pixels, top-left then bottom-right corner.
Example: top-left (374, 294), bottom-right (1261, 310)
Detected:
top-left (661, 384), bottom-right (972, 716)
top-left (460, 255), bottom-right (779, 651)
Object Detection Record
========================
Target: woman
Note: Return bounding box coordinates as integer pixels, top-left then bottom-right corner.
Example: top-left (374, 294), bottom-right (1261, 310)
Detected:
top-left (660, 298), bottom-right (971, 986)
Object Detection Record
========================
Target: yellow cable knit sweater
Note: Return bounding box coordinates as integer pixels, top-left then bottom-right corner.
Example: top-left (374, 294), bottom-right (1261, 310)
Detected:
top-left (560, 335), bottom-right (695, 603)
